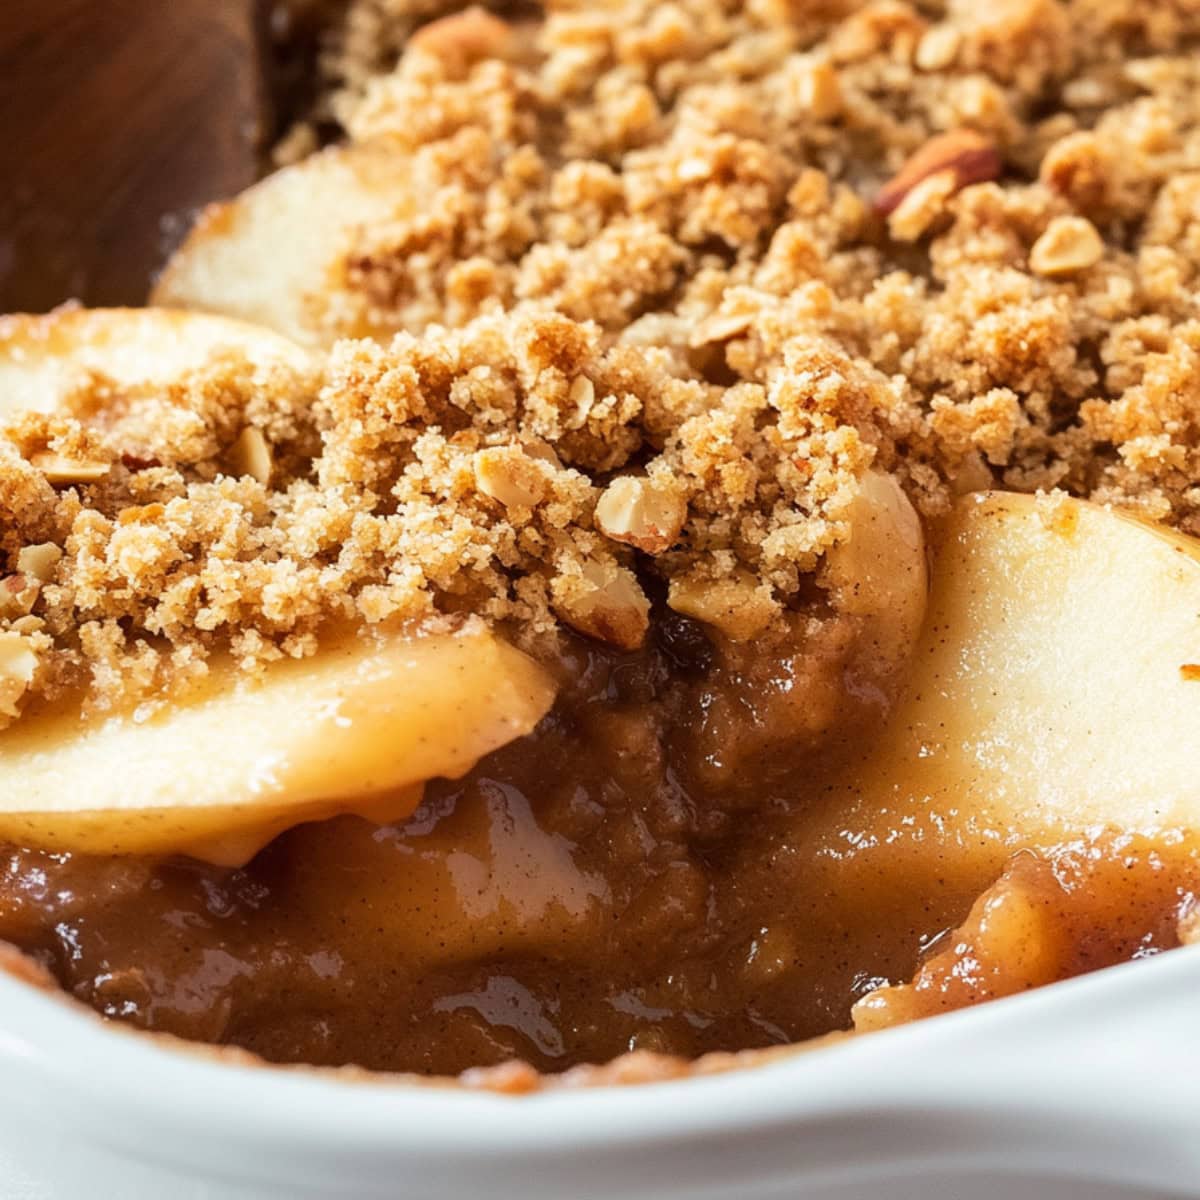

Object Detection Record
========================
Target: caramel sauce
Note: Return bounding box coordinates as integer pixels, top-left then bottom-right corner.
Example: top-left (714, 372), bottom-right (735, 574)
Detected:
top-left (1, 615), bottom-right (1195, 1076)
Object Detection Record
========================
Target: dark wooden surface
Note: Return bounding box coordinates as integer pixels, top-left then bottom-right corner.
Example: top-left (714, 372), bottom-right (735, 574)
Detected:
top-left (0, 0), bottom-right (265, 313)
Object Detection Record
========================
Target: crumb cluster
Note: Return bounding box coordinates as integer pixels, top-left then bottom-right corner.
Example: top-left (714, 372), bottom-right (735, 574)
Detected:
top-left (6, 0), bottom-right (1200, 717)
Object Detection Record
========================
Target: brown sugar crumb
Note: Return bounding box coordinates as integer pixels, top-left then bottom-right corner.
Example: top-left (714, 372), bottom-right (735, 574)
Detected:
top-left (13, 0), bottom-right (1200, 717)
top-left (0, 309), bottom-right (875, 719)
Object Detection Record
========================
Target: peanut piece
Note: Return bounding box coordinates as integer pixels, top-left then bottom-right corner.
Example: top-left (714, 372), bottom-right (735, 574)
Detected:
top-left (227, 427), bottom-right (273, 484)
top-left (521, 439), bottom-right (562, 469)
top-left (915, 27), bottom-right (960, 71)
top-left (795, 59), bottom-right (842, 121)
top-left (0, 576), bottom-right (39, 620)
top-left (874, 129), bottom-right (1002, 216)
top-left (553, 560), bottom-right (650, 650)
top-left (566, 375), bottom-right (595, 429)
top-left (410, 7), bottom-right (515, 71)
top-left (31, 453), bottom-right (110, 485)
top-left (1029, 216), bottom-right (1104, 277)
top-left (595, 476), bottom-right (686, 555)
top-left (474, 446), bottom-right (548, 509)
top-left (667, 569), bottom-right (776, 641)
top-left (690, 310), bottom-right (754, 347)
top-left (16, 543), bottom-right (62, 583)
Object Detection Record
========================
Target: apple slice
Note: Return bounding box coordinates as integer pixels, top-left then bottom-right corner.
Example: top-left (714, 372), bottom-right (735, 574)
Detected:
top-left (0, 627), bottom-right (554, 865)
top-left (796, 491), bottom-right (1200, 882)
top-left (151, 141), bottom-right (415, 346)
top-left (734, 492), bottom-right (1200, 1006)
top-left (0, 307), bottom-right (310, 420)
top-left (825, 491), bottom-right (1200, 849)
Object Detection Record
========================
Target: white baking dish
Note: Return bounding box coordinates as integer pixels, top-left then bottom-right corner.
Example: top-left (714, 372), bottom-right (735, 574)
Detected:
top-left (0, 944), bottom-right (1196, 1199)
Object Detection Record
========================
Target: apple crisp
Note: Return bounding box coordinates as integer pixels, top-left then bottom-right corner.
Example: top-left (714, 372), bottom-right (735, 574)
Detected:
top-left (1, 0), bottom-right (1199, 1082)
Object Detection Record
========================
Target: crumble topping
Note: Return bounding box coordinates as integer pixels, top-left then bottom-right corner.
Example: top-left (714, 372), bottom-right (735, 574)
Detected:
top-left (6, 0), bottom-right (1200, 719)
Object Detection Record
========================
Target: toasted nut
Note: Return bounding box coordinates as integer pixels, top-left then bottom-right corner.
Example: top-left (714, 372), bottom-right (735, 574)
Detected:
top-left (0, 632), bottom-right (38, 720)
top-left (795, 59), bottom-right (842, 121)
top-left (915, 26), bottom-right (960, 71)
top-left (410, 7), bottom-right (515, 70)
top-left (1029, 215), bottom-right (1104, 277)
top-left (228, 427), bottom-right (273, 484)
top-left (119, 503), bottom-right (168, 526)
top-left (31, 453), bottom-right (111, 485)
top-left (874, 129), bottom-right (1002, 216)
top-left (690, 310), bottom-right (754, 347)
top-left (566, 375), bottom-right (595, 429)
top-left (595, 476), bottom-right (686, 555)
top-left (887, 169), bottom-right (958, 241)
top-left (676, 157), bottom-right (712, 183)
top-left (0, 576), bottom-right (39, 620)
top-left (16, 543), bottom-right (61, 583)
top-left (474, 446), bottom-right (548, 509)
top-left (521, 438), bottom-right (562, 469)
top-left (667, 568), bottom-right (776, 641)
top-left (553, 560), bottom-right (650, 649)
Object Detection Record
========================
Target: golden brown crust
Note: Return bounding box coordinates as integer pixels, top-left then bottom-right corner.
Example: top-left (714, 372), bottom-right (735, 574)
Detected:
top-left (9, 0), bottom-right (1200, 719)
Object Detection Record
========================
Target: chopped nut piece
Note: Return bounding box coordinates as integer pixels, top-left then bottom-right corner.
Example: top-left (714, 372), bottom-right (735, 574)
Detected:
top-left (887, 169), bottom-right (957, 241)
top-left (16, 543), bottom-right (62, 583)
top-left (874, 129), bottom-right (1002, 216)
top-left (521, 439), bottom-right (562, 469)
top-left (0, 576), bottom-right (39, 620)
top-left (915, 27), bottom-right (961, 72)
top-left (30, 453), bottom-right (111, 485)
top-left (553, 560), bottom-right (650, 650)
top-left (795, 59), bottom-right (842, 121)
top-left (227, 427), bottom-right (273, 484)
top-left (409, 7), bottom-right (515, 72)
top-left (0, 633), bottom-right (38, 720)
top-left (668, 569), bottom-right (776, 641)
top-left (566, 376), bottom-right (595, 429)
top-left (118, 503), bottom-right (168, 526)
top-left (474, 446), bottom-right (548, 509)
top-left (1029, 216), bottom-right (1104, 277)
top-left (690, 310), bottom-right (754, 347)
top-left (595, 476), bottom-right (686, 555)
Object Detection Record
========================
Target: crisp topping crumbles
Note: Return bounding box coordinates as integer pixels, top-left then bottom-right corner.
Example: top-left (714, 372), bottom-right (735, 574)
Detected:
top-left (7, 0), bottom-right (1200, 719)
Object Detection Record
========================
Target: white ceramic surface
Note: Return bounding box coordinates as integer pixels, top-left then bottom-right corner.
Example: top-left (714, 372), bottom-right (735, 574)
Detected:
top-left (0, 944), bottom-right (1197, 1199)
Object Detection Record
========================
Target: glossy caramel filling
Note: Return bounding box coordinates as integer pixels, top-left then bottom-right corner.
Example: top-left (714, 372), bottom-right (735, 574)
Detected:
top-left (1, 609), bottom-right (1195, 1078)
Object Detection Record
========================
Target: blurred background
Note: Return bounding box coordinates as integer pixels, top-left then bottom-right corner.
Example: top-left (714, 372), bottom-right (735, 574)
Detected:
top-left (0, 0), bottom-right (339, 313)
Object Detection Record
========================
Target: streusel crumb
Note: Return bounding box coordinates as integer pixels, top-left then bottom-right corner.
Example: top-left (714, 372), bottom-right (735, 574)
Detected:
top-left (7, 0), bottom-right (1200, 718)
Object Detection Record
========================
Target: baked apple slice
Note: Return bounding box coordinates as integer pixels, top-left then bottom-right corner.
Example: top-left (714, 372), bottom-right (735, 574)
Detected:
top-left (834, 491), bottom-right (1200, 843)
top-left (726, 491), bottom-right (1200, 1014)
top-left (0, 626), bottom-right (554, 865)
top-left (787, 491), bottom-right (1200, 914)
top-left (151, 141), bottom-right (414, 346)
top-left (0, 307), bottom-right (310, 419)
